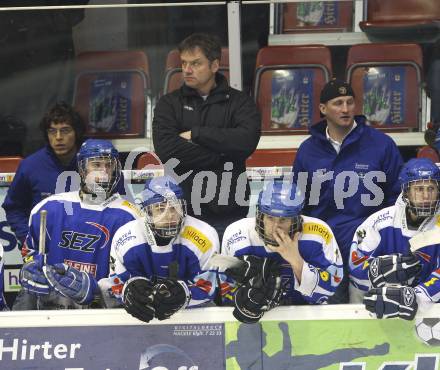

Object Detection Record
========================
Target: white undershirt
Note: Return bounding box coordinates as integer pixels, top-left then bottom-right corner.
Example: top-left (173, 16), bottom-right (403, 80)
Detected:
top-left (326, 121), bottom-right (357, 154)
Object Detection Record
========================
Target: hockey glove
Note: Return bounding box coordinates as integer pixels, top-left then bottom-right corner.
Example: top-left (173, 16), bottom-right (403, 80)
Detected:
top-left (225, 255), bottom-right (279, 285)
top-left (19, 254), bottom-right (51, 295)
top-left (152, 279), bottom-right (191, 320)
top-left (122, 277), bottom-right (156, 323)
top-left (233, 273), bottom-right (283, 324)
top-left (43, 264), bottom-right (97, 305)
top-left (368, 254), bottom-right (421, 288)
top-left (363, 286), bottom-right (418, 320)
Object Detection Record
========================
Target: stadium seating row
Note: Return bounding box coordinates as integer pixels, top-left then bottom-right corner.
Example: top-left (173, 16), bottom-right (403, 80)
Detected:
top-left (277, 0), bottom-right (440, 38)
top-left (70, 42), bottom-right (424, 139)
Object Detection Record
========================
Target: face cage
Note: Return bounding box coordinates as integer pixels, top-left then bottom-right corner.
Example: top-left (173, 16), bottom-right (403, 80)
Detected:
top-left (79, 156), bottom-right (121, 197)
top-left (144, 199), bottom-right (187, 240)
top-left (255, 208), bottom-right (302, 247)
top-left (403, 179), bottom-right (440, 218)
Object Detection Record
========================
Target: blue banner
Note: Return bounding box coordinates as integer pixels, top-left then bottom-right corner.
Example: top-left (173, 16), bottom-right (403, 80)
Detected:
top-left (89, 72), bottom-right (132, 134)
top-left (362, 66), bottom-right (406, 126)
top-left (296, 1), bottom-right (339, 27)
top-left (270, 69), bottom-right (314, 129)
top-left (0, 323), bottom-right (224, 369)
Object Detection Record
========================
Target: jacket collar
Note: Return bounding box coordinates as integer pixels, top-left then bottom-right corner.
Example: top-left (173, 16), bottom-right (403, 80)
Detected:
top-left (309, 115), bottom-right (367, 147)
top-left (181, 72), bottom-right (229, 98)
top-left (45, 145), bottom-right (77, 170)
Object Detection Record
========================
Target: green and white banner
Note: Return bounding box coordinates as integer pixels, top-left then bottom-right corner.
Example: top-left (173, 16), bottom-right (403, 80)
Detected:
top-left (0, 307), bottom-right (439, 369)
top-left (226, 319), bottom-right (439, 369)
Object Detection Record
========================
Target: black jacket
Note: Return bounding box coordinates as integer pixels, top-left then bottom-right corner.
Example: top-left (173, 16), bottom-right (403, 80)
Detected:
top-left (153, 73), bottom-right (261, 220)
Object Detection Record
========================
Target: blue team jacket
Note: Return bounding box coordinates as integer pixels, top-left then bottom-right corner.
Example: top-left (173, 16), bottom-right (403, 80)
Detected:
top-left (292, 116), bottom-right (403, 262)
top-left (2, 146), bottom-right (77, 242)
top-left (2, 145), bottom-right (127, 242)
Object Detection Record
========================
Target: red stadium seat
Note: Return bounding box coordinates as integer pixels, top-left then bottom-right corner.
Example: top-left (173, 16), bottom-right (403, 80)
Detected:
top-left (136, 152), bottom-right (162, 170)
top-left (0, 156), bottom-right (22, 172)
top-left (359, 0), bottom-right (440, 39)
top-left (73, 50), bottom-right (151, 139)
top-left (278, 1), bottom-right (354, 33)
top-left (163, 48), bottom-right (230, 94)
top-left (416, 146), bottom-right (440, 163)
top-left (346, 43), bottom-right (423, 132)
top-left (246, 149), bottom-right (296, 167)
top-left (254, 45), bottom-right (332, 134)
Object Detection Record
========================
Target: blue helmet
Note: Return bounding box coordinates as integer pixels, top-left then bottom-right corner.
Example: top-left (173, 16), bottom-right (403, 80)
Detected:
top-left (141, 175), bottom-right (187, 240)
top-left (256, 181), bottom-right (304, 246)
top-left (77, 139), bottom-right (121, 197)
top-left (399, 158), bottom-right (440, 218)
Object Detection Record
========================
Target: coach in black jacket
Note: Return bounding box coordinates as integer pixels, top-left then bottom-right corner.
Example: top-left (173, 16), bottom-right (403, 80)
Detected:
top-left (153, 33), bottom-right (261, 240)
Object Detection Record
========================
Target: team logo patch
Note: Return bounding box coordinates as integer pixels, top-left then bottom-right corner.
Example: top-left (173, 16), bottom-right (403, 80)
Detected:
top-left (181, 226), bottom-right (212, 253)
top-left (369, 258), bottom-right (379, 277)
top-left (302, 222), bottom-right (332, 245)
top-left (351, 250), bottom-right (368, 266)
top-left (64, 259), bottom-right (97, 277)
top-left (338, 86), bottom-right (347, 95)
top-left (86, 222), bottom-right (110, 249)
top-left (403, 287), bottom-right (415, 307)
top-left (319, 270), bottom-right (329, 281)
top-left (424, 277), bottom-right (438, 287)
top-left (356, 229), bottom-right (366, 243)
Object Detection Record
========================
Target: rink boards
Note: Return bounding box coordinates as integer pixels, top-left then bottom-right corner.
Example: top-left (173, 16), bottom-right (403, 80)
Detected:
top-left (0, 304), bottom-right (440, 370)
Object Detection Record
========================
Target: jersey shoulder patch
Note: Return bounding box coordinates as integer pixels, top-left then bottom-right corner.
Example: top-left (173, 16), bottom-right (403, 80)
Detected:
top-left (302, 221), bottom-right (332, 245)
top-left (181, 225), bottom-right (212, 253)
top-left (120, 200), bottom-right (143, 217)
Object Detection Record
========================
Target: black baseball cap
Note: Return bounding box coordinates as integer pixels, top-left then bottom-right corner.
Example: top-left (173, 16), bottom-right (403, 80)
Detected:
top-left (320, 79), bottom-right (355, 103)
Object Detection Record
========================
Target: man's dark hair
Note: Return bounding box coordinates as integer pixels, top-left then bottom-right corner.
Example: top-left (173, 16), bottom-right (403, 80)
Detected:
top-left (39, 102), bottom-right (85, 146)
top-left (178, 33), bottom-right (222, 63)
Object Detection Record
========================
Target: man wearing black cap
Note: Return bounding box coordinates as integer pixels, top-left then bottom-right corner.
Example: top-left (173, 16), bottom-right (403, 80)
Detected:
top-left (292, 79), bottom-right (403, 303)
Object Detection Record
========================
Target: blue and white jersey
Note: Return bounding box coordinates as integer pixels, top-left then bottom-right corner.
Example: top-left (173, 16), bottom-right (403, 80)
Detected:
top-left (221, 216), bottom-right (343, 305)
top-left (349, 195), bottom-right (440, 310)
top-left (24, 191), bottom-right (140, 282)
top-left (107, 215), bottom-right (220, 307)
top-left (0, 243), bottom-right (6, 310)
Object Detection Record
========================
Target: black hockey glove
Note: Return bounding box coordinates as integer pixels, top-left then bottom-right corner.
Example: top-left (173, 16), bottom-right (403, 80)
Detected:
top-left (368, 254), bottom-right (421, 288)
top-left (152, 279), bottom-right (191, 321)
top-left (122, 277), bottom-right (156, 323)
top-left (233, 273), bottom-right (283, 324)
top-left (363, 286), bottom-right (418, 320)
top-left (225, 255), bottom-right (280, 285)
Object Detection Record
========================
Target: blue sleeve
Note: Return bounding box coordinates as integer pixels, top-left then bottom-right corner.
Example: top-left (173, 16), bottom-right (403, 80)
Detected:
top-left (348, 225), bottom-right (383, 292)
top-left (187, 270), bottom-right (220, 307)
top-left (0, 245), bottom-right (7, 310)
top-left (416, 268), bottom-right (440, 305)
top-left (22, 207), bottom-right (43, 258)
top-left (296, 235), bottom-right (344, 304)
top-left (2, 163), bottom-right (32, 242)
top-left (382, 138), bottom-right (403, 207)
top-left (292, 146), bottom-right (306, 182)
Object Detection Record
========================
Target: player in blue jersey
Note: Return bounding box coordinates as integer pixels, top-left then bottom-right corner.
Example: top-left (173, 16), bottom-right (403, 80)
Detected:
top-left (13, 139), bottom-right (140, 310)
top-left (219, 180), bottom-right (343, 323)
top-left (99, 175), bottom-right (220, 323)
top-left (349, 158), bottom-right (440, 320)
